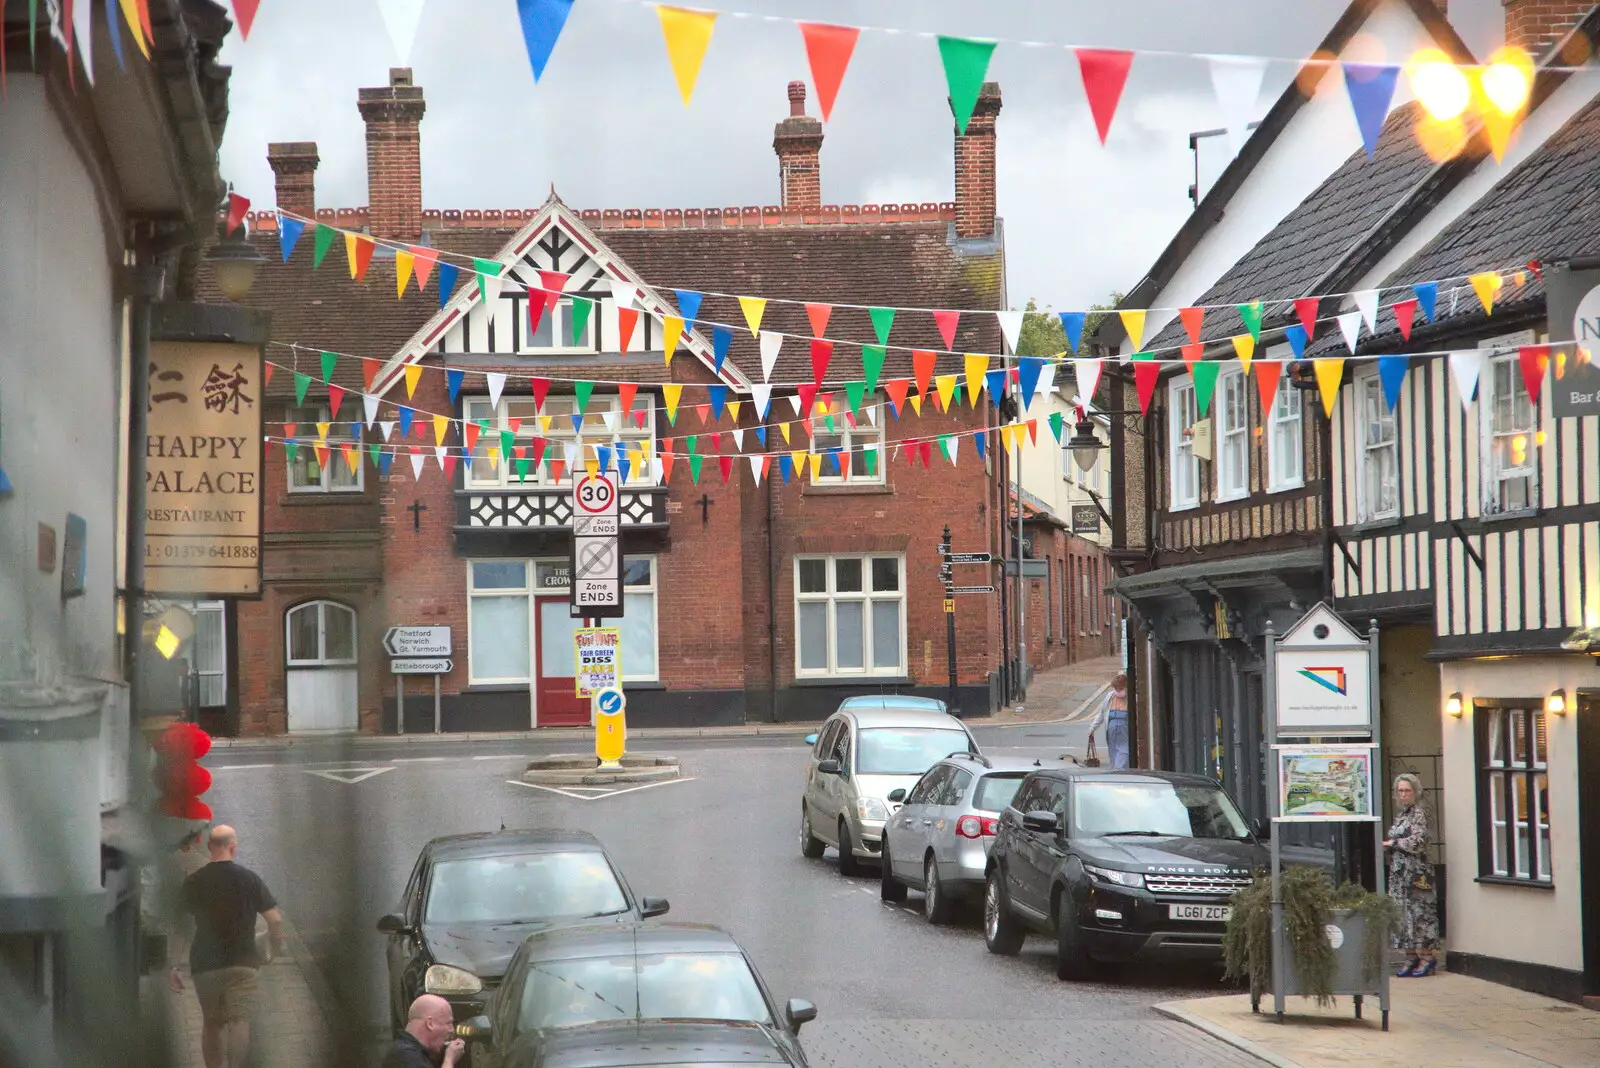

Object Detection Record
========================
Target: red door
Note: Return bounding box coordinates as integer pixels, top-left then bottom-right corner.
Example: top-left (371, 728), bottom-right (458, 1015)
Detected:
top-left (535, 595), bottom-right (589, 726)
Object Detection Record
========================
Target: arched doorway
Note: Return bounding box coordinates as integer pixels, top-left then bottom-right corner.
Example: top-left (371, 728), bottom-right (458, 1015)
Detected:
top-left (285, 600), bottom-right (359, 732)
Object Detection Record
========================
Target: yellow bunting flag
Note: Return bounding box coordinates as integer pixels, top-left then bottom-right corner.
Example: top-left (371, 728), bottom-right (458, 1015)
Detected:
top-left (1231, 333), bottom-right (1255, 373)
top-left (727, 399), bottom-right (742, 422)
top-left (1119, 309), bottom-right (1147, 350)
top-left (908, 389), bottom-right (924, 416)
top-left (119, 0), bottom-right (150, 58)
top-left (662, 315), bottom-right (684, 366)
top-left (432, 415), bottom-right (450, 444)
top-left (585, 452), bottom-right (600, 480)
top-left (488, 448), bottom-right (500, 471)
top-left (1469, 272), bottom-right (1502, 316)
top-left (779, 421), bottom-right (791, 444)
top-left (403, 364), bottom-right (423, 398)
top-left (1313, 357), bottom-right (1345, 419)
top-left (738, 296), bottom-right (767, 337)
top-left (396, 250), bottom-right (415, 297)
top-left (342, 444), bottom-right (359, 475)
top-left (344, 232), bottom-right (360, 278)
top-left (316, 422), bottom-right (331, 442)
top-left (807, 453), bottom-right (822, 481)
top-left (662, 383), bottom-right (684, 423)
top-left (656, 5), bottom-right (717, 106)
top-left (789, 448), bottom-right (806, 473)
top-left (963, 354), bottom-right (989, 406)
top-left (934, 374), bottom-right (960, 412)
top-left (538, 415), bottom-right (553, 434)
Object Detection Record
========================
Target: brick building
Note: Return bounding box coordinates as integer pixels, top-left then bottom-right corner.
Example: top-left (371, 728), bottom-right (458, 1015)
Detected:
top-left (198, 70), bottom-right (1067, 733)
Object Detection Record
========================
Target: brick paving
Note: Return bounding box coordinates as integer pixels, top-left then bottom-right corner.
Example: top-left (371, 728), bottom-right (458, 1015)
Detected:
top-left (991, 653), bottom-right (1121, 724)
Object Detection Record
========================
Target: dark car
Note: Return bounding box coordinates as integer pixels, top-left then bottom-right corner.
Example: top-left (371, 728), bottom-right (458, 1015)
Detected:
top-left (458, 922), bottom-right (817, 1067)
top-left (983, 767), bottom-right (1267, 980)
top-left (379, 829), bottom-right (669, 1028)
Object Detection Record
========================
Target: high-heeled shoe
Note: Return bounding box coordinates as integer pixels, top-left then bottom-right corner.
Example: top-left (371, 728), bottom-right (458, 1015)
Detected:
top-left (1396, 957), bottom-right (1420, 977)
top-left (1414, 957), bottom-right (1437, 977)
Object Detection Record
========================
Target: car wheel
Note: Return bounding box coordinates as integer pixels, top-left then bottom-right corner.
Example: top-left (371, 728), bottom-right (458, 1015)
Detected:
top-left (983, 868), bottom-right (1024, 955)
top-left (1054, 891), bottom-right (1097, 981)
top-left (923, 854), bottom-right (956, 925)
top-left (837, 819), bottom-right (860, 876)
top-left (799, 804), bottom-right (825, 859)
top-left (880, 839), bottom-right (907, 902)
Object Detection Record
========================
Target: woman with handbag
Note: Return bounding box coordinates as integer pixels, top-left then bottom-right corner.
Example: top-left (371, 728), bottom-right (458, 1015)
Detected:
top-left (1085, 674), bottom-right (1130, 769)
top-left (1385, 773), bottom-right (1441, 977)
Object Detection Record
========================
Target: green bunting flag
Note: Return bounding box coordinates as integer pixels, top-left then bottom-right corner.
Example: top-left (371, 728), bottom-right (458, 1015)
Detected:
top-left (861, 345), bottom-right (886, 393)
top-left (516, 457), bottom-right (531, 482)
top-left (312, 224), bottom-right (337, 269)
top-left (368, 443), bottom-right (382, 468)
top-left (472, 258), bottom-right (501, 302)
top-left (685, 435), bottom-right (698, 456)
top-left (1048, 411), bottom-right (1064, 442)
top-left (293, 372), bottom-right (312, 406)
top-left (1193, 361), bottom-right (1221, 416)
top-left (569, 297), bottom-right (593, 346)
top-left (285, 441), bottom-right (300, 464)
top-left (574, 380), bottom-right (595, 413)
top-left (868, 307), bottom-right (895, 346)
top-left (320, 350), bottom-right (338, 384)
top-left (938, 36), bottom-right (997, 135)
top-left (500, 430), bottom-right (515, 455)
top-left (846, 381), bottom-right (866, 418)
top-left (1238, 301), bottom-right (1263, 343)
top-left (689, 454), bottom-right (704, 483)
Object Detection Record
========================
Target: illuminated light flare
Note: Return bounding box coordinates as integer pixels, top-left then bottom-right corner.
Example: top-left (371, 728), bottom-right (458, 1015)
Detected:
top-left (1480, 46), bottom-right (1534, 116)
top-left (1407, 48), bottom-right (1470, 121)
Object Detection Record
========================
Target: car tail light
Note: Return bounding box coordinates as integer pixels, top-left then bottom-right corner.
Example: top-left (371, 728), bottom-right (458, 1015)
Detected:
top-left (956, 815), bottom-right (984, 838)
top-left (981, 816), bottom-right (1000, 836)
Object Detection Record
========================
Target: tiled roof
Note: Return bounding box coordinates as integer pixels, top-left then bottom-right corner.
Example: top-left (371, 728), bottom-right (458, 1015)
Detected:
top-left (1147, 103), bottom-right (1435, 351)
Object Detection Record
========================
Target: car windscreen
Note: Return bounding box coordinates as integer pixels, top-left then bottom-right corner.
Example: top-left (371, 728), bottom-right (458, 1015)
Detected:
top-left (424, 852), bottom-right (629, 924)
top-left (1071, 781), bottom-right (1250, 840)
top-left (855, 728), bottom-right (974, 776)
top-left (973, 773), bottom-right (1027, 812)
top-left (517, 952), bottom-right (772, 1032)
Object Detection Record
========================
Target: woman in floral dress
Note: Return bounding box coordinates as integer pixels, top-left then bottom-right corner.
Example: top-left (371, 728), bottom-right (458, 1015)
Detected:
top-left (1385, 773), bottom-right (1440, 976)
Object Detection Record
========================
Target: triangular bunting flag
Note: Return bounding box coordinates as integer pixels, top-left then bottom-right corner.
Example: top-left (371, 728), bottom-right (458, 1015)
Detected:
top-left (1193, 362), bottom-right (1221, 417)
top-left (932, 310), bottom-right (960, 351)
top-left (805, 302), bottom-right (832, 337)
top-left (1238, 301), bottom-right (1263, 342)
top-left (530, 377), bottom-right (551, 410)
top-left (1393, 299), bottom-right (1418, 341)
top-left (327, 384), bottom-right (345, 419)
top-left (1131, 354), bottom-right (1159, 414)
top-left (673, 289), bottom-right (702, 321)
top-left (1413, 281), bottom-right (1438, 322)
top-left (485, 372), bottom-right (507, 409)
top-left (759, 331), bottom-right (782, 382)
top-left (312, 224), bottom-right (337, 269)
top-left (1519, 344), bottom-right (1550, 404)
top-left (617, 306), bottom-right (640, 352)
top-left (1076, 48), bottom-right (1134, 144)
top-left (797, 21), bottom-right (859, 122)
top-left (996, 310), bottom-right (1023, 353)
top-left (656, 4), bottom-right (717, 106)
top-left (1378, 355), bottom-right (1409, 412)
top-left (935, 374), bottom-right (960, 412)
top-left (662, 383), bottom-right (683, 424)
top-left (964, 354), bottom-right (990, 406)
top-left (1180, 307), bottom-right (1204, 344)
top-left (1076, 358), bottom-right (1103, 406)
top-left (1231, 334), bottom-right (1255, 372)
top-left (447, 368), bottom-right (465, 404)
top-left (411, 247), bottom-right (437, 289)
top-left (983, 368), bottom-right (1007, 406)
top-left (396, 249), bottom-right (415, 297)
top-left (1469, 272), bottom-right (1502, 316)
top-left (1336, 311), bottom-right (1362, 353)
top-left (738, 296), bottom-right (767, 336)
top-left (1285, 324), bottom-right (1308, 359)
top-left (1209, 55), bottom-right (1267, 156)
top-left (1342, 63), bottom-right (1400, 159)
top-left (884, 378), bottom-right (909, 417)
top-left (403, 364), bottom-right (423, 399)
top-left (937, 35), bottom-right (997, 135)
top-left (751, 384), bottom-right (772, 419)
top-left (1118, 309), bottom-right (1146, 350)
top-left (1059, 311), bottom-right (1086, 355)
top-left (1293, 297), bottom-right (1319, 341)
top-left (810, 339), bottom-right (833, 386)
top-left (1018, 357), bottom-right (1045, 410)
top-left (1313, 357), bottom-right (1345, 418)
top-left (438, 262), bottom-right (460, 307)
top-left (662, 316), bottom-right (684, 365)
top-left (861, 345), bottom-right (886, 393)
top-left (1255, 359), bottom-right (1283, 416)
top-left (1181, 343), bottom-right (1203, 376)
top-left (516, 0), bottom-right (575, 81)
top-left (278, 216), bottom-right (306, 262)
top-left (869, 307), bottom-right (895, 345)
top-left (1354, 290), bottom-right (1379, 332)
top-left (712, 325), bottom-right (733, 373)
top-left (1448, 350), bottom-right (1482, 407)
top-left (568, 296), bottom-right (593, 346)
top-left (293, 372), bottom-right (311, 406)
top-left (912, 350), bottom-right (937, 395)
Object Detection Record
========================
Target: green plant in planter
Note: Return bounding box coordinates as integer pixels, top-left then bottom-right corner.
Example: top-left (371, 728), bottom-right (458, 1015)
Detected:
top-left (1221, 865), bottom-right (1399, 1006)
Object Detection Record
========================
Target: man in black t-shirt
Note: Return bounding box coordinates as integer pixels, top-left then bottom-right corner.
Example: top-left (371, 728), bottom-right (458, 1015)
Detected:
top-left (170, 825), bottom-right (284, 1068)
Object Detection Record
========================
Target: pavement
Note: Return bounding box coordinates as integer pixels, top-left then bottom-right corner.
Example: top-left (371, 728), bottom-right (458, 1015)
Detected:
top-left (1158, 971), bottom-right (1600, 1068)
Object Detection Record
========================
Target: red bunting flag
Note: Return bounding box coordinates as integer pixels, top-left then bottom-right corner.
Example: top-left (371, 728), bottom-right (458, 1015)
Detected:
top-left (1294, 297), bottom-right (1319, 340)
top-left (508, 417), bottom-right (523, 435)
top-left (884, 378), bottom-right (910, 417)
top-left (327, 384), bottom-right (345, 419)
top-left (797, 22), bottom-right (859, 122)
top-left (618, 382), bottom-right (638, 414)
top-left (1133, 359), bottom-right (1161, 414)
top-left (1392, 298), bottom-right (1418, 341)
top-left (932, 310), bottom-right (960, 350)
top-left (231, 0), bottom-right (260, 39)
top-left (530, 376), bottom-right (551, 409)
top-left (410, 246), bottom-right (438, 289)
top-left (1026, 419), bottom-right (1038, 447)
top-left (464, 421), bottom-right (481, 453)
top-left (536, 271), bottom-right (568, 311)
top-left (1254, 360), bottom-right (1284, 416)
top-left (361, 357), bottom-right (380, 390)
top-left (810, 339), bottom-right (833, 386)
top-left (1181, 343), bottom-right (1203, 375)
top-left (796, 383), bottom-right (818, 420)
top-left (1519, 344), bottom-right (1551, 403)
top-left (547, 457), bottom-right (565, 482)
top-left (632, 408), bottom-right (648, 429)
top-left (528, 294), bottom-right (548, 337)
top-left (658, 449), bottom-right (673, 484)
top-left (530, 437), bottom-right (548, 466)
top-left (912, 350), bottom-right (937, 395)
top-left (695, 404), bottom-right (711, 426)
top-left (719, 454), bottom-right (734, 484)
top-left (441, 452), bottom-right (459, 480)
top-left (351, 235), bottom-right (376, 283)
top-left (617, 306), bottom-right (640, 352)
top-left (225, 192), bottom-right (250, 236)
top-left (264, 363), bottom-right (275, 389)
top-left (805, 302), bottom-right (832, 337)
top-left (918, 441), bottom-right (933, 469)
top-left (1076, 48), bottom-right (1135, 145)
top-left (1179, 307), bottom-right (1205, 343)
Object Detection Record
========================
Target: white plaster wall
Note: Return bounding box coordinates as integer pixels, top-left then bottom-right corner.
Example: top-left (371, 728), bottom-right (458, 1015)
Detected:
top-left (1437, 655), bottom-right (1591, 972)
top-left (0, 76), bottom-right (122, 687)
top-left (1122, 0), bottom-right (1442, 352)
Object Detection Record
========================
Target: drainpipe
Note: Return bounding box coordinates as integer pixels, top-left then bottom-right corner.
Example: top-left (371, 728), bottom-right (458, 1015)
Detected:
top-left (766, 466), bottom-right (779, 723)
top-left (124, 263), bottom-right (167, 774)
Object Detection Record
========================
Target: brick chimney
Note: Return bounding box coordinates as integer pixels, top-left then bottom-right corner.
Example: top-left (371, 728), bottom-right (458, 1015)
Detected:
top-left (358, 68), bottom-right (426, 242)
top-left (953, 82), bottom-right (1002, 240)
top-left (267, 142), bottom-right (319, 218)
top-left (773, 82), bottom-right (824, 211)
top-left (1502, 0), bottom-right (1590, 54)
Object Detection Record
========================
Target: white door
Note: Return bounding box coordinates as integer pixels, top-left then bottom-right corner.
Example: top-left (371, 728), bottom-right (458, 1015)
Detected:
top-left (285, 601), bottom-right (359, 732)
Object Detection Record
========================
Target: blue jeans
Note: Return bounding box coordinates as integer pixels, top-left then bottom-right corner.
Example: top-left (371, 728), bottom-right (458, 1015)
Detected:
top-left (1106, 711), bottom-right (1130, 769)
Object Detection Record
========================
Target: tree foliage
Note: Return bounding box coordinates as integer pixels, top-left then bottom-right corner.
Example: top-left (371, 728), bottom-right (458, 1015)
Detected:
top-left (1013, 294), bottom-right (1125, 358)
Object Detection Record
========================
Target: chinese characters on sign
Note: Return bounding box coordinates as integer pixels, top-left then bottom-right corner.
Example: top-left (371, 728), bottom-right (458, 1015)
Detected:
top-left (574, 627), bottom-right (622, 698)
top-left (144, 341), bottom-right (263, 596)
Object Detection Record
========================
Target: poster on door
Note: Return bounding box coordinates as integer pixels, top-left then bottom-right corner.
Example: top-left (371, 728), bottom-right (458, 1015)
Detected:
top-left (574, 627), bottom-right (622, 697)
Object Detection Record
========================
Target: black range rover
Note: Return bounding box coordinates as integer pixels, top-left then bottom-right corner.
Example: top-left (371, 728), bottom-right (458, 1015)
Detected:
top-left (983, 767), bottom-right (1266, 980)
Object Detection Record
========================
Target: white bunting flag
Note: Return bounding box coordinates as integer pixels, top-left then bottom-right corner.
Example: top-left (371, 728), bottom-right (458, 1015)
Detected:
top-left (759, 331), bottom-right (783, 383)
top-left (1448, 349), bottom-right (1484, 408)
top-left (562, 441), bottom-right (579, 465)
top-left (731, 427), bottom-right (745, 451)
top-left (1209, 56), bottom-right (1267, 156)
top-left (379, 420), bottom-right (396, 442)
top-left (748, 454), bottom-right (765, 485)
top-left (1337, 311), bottom-right (1362, 353)
top-left (1354, 290), bottom-right (1380, 333)
top-left (363, 393), bottom-right (381, 426)
top-left (73, 0), bottom-right (95, 85)
top-left (1075, 358), bottom-right (1104, 406)
top-left (601, 410), bottom-right (619, 433)
top-left (376, 0), bottom-right (428, 63)
top-left (751, 383), bottom-right (772, 418)
top-left (433, 445), bottom-right (449, 469)
top-left (409, 451), bottom-right (426, 480)
top-left (865, 405), bottom-right (879, 427)
top-left (485, 372), bottom-right (507, 409)
top-left (478, 271), bottom-right (502, 307)
top-left (995, 310), bottom-right (1023, 353)
top-left (611, 284), bottom-right (638, 310)
top-left (1036, 360), bottom-right (1057, 403)
top-left (788, 392), bottom-right (805, 417)
top-left (942, 436), bottom-right (960, 465)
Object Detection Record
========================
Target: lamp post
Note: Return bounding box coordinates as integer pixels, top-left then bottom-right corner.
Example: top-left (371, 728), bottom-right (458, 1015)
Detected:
top-left (204, 221), bottom-right (265, 303)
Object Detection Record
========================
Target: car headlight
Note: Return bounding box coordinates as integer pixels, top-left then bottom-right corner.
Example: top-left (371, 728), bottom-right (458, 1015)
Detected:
top-left (425, 964), bottom-right (484, 996)
top-left (1084, 864), bottom-right (1144, 889)
top-left (856, 797), bottom-right (890, 821)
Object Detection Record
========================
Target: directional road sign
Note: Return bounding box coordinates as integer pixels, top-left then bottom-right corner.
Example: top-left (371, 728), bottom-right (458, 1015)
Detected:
top-left (391, 658), bottom-right (452, 675)
top-left (571, 473), bottom-right (623, 617)
top-left (940, 551), bottom-right (992, 564)
top-left (383, 626), bottom-right (451, 657)
top-left (950, 585), bottom-right (995, 595)
top-left (595, 688), bottom-right (626, 715)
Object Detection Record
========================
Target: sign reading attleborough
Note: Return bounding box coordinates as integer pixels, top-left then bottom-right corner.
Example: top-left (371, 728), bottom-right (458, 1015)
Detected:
top-left (144, 340), bottom-right (263, 596)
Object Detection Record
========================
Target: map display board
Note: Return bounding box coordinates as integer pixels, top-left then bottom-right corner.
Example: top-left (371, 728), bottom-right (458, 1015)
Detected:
top-left (1274, 744), bottom-right (1378, 821)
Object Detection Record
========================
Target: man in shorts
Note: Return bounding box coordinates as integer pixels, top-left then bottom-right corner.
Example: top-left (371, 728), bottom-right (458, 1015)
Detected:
top-left (170, 825), bottom-right (284, 1068)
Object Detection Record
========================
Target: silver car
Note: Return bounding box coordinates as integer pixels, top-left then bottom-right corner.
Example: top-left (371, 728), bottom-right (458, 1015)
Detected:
top-left (879, 754), bottom-right (1037, 923)
top-left (800, 706), bottom-right (979, 875)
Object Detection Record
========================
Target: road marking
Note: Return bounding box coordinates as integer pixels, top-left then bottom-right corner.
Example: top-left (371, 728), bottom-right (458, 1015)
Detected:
top-left (472, 754), bottom-right (527, 760)
top-left (505, 777), bottom-right (696, 801)
top-left (211, 763), bottom-right (274, 771)
top-left (391, 756), bottom-right (446, 762)
top-left (304, 767), bottom-right (395, 784)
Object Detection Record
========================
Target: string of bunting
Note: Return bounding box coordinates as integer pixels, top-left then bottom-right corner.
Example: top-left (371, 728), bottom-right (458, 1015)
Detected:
top-left (1, 0), bottom-right (161, 97)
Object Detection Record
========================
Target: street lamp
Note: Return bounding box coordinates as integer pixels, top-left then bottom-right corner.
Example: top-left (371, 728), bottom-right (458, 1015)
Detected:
top-left (1066, 418), bottom-right (1103, 473)
top-left (204, 216), bottom-right (264, 302)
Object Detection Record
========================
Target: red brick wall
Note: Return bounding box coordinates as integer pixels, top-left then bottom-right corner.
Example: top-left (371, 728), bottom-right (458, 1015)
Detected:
top-left (1502, 0), bottom-right (1590, 53)
top-left (953, 83), bottom-right (1002, 240)
top-left (358, 72), bottom-right (426, 243)
top-left (267, 142), bottom-right (318, 218)
top-left (1007, 526), bottom-right (1122, 685)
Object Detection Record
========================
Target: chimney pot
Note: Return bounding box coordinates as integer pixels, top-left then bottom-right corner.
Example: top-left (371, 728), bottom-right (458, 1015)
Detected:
top-left (774, 81), bottom-right (824, 212)
top-left (267, 141), bottom-right (319, 218)
top-left (787, 80), bottom-right (807, 116)
top-left (359, 72), bottom-right (427, 242)
top-left (952, 82), bottom-right (1002, 240)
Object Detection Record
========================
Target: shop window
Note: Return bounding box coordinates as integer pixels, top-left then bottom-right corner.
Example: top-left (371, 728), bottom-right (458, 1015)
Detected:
top-left (808, 396), bottom-right (885, 484)
top-left (1475, 701), bottom-right (1551, 884)
top-left (1216, 369), bottom-right (1249, 502)
top-left (794, 555), bottom-right (905, 677)
top-left (1168, 376), bottom-right (1199, 511)
top-left (1266, 345), bottom-right (1303, 492)
top-left (1478, 332), bottom-right (1540, 516)
top-left (1356, 368), bottom-right (1399, 522)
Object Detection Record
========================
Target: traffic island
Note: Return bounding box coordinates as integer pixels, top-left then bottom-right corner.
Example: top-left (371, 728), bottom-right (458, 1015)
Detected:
top-left (521, 753), bottom-right (681, 786)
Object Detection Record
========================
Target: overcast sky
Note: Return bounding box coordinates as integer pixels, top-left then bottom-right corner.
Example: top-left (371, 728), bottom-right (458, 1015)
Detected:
top-left (216, 0), bottom-right (1504, 311)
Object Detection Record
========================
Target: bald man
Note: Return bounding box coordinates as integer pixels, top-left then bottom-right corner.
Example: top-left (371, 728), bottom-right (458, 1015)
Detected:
top-left (382, 994), bottom-right (466, 1068)
top-left (169, 825), bottom-right (284, 1068)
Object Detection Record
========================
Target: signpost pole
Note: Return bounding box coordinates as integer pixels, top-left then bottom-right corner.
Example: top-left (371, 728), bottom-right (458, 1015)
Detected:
top-left (433, 674), bottom-right (442, 735)
top-left (397, 675), bottom-right (405, 737)
top-left (943, 526), bottom-right (958, 716)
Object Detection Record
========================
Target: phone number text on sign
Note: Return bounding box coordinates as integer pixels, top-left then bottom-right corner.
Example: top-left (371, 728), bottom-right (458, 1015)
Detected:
top-left (574, 626), bottom-right (623, 698)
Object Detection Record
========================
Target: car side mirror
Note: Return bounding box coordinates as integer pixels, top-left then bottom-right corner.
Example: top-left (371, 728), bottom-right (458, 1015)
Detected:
top-left (1252, 817), bottom-right (1271, 841)
top-left (455, 1015), bottom-right (492, 1040)
top-left (640, 897), bottom-right (670, 919)
top-left (1021, 810), bottom-right (1060, 834)
top-left (817, 759), bottom-right (840, 775)
top-left (377, 913), bottom-right (411, 934)
top-left (805, 734), bottom-right (818, 746)
top-left (785, 998), bottom-right (818, 1032)
top-left (887, 788), bottom-right (906, 803)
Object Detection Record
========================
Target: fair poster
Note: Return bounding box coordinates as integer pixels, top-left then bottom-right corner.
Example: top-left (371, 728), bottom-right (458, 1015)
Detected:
top-left (574, 627), bottom-right (622, 697)
top-left (1275, 744), bottom-right (1378, 821)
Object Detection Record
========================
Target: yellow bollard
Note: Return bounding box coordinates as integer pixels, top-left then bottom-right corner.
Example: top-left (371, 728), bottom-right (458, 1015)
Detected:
top-left (594, 688), bottom-right (626, 769)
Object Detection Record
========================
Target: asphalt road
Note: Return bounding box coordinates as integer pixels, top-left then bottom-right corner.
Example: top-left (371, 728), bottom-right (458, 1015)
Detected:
top-left (204, 721), bottom-right (1264, 1067)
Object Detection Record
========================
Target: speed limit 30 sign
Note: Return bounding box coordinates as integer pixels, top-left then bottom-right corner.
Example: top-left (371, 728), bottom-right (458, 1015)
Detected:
top-left (571, 473), bottom-right (623, 617)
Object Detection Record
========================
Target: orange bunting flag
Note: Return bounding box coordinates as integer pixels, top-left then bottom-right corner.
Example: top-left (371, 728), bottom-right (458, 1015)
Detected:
top-left (1179, 306), bottom-right (1205, 343)
top-left (618, 382), bottom-right (638, 414)
top-left (797, 22), bottom-right (859, 122)
top-left (1181, 343), bottom-right (1203, 375)
top-left (884, 378), bottom-right (910, 417)
top-left (912, 350), bottom-right (937, 396)
top-left (1026, 419), bottom-right (1038, 447)
top-left (403, 364), bottom-right (423, 399)
top-left (464, 421), bottom-right (482, 454)
top-left (805, 302), bottom-right (832, 337)
top-left (351, 235), bottom-right (376, 283)
top-left (1254, 360), bottom-right (1283, 416)
top-left (361, 358), bottom-right (380, 391)
top-left (410, 246), bottom-right (438, 290)
top-left (617, 306), bottom-right (640, 352)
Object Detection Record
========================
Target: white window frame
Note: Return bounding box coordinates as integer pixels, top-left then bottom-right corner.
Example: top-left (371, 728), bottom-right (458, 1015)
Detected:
top-left (1354, 368), bottom-right (1399, 523)
top-left (520, 296), bottom-right (599, 355)
top-left (793, 555), bottom-right (906, 678)
top-left (1478, 330), bottom-right (1540, 517)
top-left (616, 555), bottom-right (661, 684)
top-left (808, 399), bottom-right (886, 485)
top-left (286, 404), bottom-right (363, 494)
top-left (284, 600), bottom-right (358, 667)
top-left (1168, 376), bottom-right (1199, 511)
top-left (1266, 346), bottom-right (1304, 493)
top-left (464, 394), bottom-right (656, 489)
top-left (467, 560), bottom-right (533, 685)
top-left (1216, 368), bottom-right (1249, 502)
